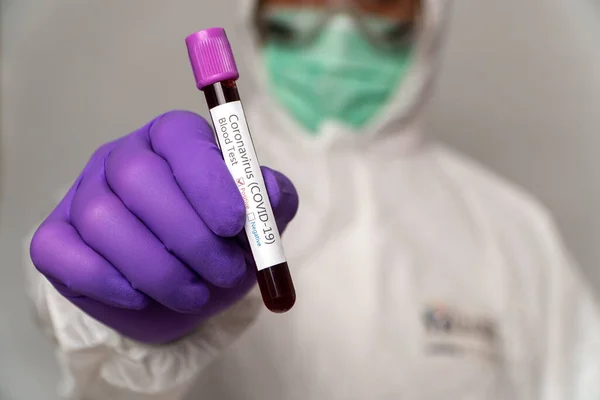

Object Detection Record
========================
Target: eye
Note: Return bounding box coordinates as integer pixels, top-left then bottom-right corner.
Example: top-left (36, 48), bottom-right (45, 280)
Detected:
top-left (382, 21), bottom-right (416, 45)
top-left (265, 18), bottom-right (297, 43)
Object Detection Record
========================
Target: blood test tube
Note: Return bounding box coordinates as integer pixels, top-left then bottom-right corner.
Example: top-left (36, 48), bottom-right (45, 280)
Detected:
top-left (185, 27), bottom-right (296, 313)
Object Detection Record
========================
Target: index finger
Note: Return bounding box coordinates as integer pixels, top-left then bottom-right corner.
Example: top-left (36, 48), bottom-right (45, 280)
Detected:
top-left (145, 110), bottom-right (246, 238)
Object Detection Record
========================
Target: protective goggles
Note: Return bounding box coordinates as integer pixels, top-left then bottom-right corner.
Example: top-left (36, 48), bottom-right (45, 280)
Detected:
top-left (256, 0), bottom-right (423, 51)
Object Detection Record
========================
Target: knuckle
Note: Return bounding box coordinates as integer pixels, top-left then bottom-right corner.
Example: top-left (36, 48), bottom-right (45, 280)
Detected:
top-left (88, 141), bottom-right (118, 165)
top-left (129, 258), bottom-right (179, 294)
top-left (75, 195), bottom-right (118, 234)
top-left (30, 223), bottom-right (61, 275)
top-left (164, 230), bottom-right (212, 267)
top-left (201, 245), bottom-right (246, 287)
top-left (83, 137), bottom-right (127, 174)
top-left (92, 141), bottom-right (117, 159)
top-left (149, 110), bottom-right (212, 143)
top-left (207, 192), bottom-right (246, 237)
top-left (107, 152), bottom-right (154, 191)
top-left (67, 258), bottom-right (107, 292)
top-left (173, 285), bottom-right (210, 312)
top-left (213, 212), bottom-right (245, 238)
top-left (160, 109), bottom-right (204, 122)
top-left (214, 265), bottom-right (246, 288)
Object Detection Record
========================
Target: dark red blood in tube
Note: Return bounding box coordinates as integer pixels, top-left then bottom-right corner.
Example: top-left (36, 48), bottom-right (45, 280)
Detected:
top-left (204, 81), bottom-right (296, 313)
top-left (186, 29), bottom-right (296, 313)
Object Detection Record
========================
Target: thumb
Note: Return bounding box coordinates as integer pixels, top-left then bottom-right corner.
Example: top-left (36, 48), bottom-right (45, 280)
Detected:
top-left (261, 166), bottom-right (299, 233)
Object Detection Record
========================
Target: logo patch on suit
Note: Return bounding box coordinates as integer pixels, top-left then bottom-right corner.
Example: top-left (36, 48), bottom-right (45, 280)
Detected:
top-left (421, 303), bottom-right (498, 358)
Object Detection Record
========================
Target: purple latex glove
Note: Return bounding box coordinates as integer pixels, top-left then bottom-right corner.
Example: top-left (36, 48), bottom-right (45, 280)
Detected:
top-left (30, 111), bottom-right (299, 344)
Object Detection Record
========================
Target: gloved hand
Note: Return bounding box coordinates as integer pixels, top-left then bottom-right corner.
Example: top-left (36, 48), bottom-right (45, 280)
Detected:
top-left (30, 111), bottom-right (299, 344)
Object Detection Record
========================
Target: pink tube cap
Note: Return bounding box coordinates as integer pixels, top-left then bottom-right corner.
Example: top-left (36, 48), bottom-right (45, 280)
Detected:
top-left (185, 27), bottom-right (239, 90)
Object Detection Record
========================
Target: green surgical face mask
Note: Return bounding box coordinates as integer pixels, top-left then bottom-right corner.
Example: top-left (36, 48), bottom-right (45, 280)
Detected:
top-left (263, 10), bottom-right (415, 135)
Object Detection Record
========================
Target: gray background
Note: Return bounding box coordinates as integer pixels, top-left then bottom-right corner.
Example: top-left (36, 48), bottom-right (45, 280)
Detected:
top-left (2, 1), bottom-right (600, 399)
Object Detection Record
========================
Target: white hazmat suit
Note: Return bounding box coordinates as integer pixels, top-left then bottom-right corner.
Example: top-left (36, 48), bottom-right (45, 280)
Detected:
top-left (24, 0), bottom-right (600, 399)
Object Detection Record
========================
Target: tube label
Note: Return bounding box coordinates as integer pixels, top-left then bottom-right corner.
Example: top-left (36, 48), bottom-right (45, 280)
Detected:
top-left (209, 101), bottom-right (286, 271)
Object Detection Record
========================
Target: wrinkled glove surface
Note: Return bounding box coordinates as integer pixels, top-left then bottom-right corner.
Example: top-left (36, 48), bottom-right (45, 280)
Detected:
top-left (30, 111), bottom-right (299, 343)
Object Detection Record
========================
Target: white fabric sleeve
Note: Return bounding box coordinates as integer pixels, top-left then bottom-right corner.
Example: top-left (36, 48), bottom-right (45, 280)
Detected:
top-left (534, 216), bottom-right (600, 400)
top-left (23, 226), bottom-right (262, 400)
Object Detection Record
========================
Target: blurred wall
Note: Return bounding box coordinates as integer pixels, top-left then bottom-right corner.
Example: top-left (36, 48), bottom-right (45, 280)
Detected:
top-left (2, 1), bottom-right (600, 399)
top-left (426, 0), bottom-right (600, 283)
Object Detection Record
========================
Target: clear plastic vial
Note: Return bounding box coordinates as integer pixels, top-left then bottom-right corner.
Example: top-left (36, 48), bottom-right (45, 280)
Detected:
top-left (185, 28), bottom-right (296, 313)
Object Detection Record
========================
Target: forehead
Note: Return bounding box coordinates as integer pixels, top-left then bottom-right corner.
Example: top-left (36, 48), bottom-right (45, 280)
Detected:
top-left (261, 0), bottom-right (421, 6)
top-left (259, 0), bottom-right (423, 19)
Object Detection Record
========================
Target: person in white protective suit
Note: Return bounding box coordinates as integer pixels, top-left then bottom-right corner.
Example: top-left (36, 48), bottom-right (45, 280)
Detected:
top-left (25, 0), bottom-right (600, 399)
